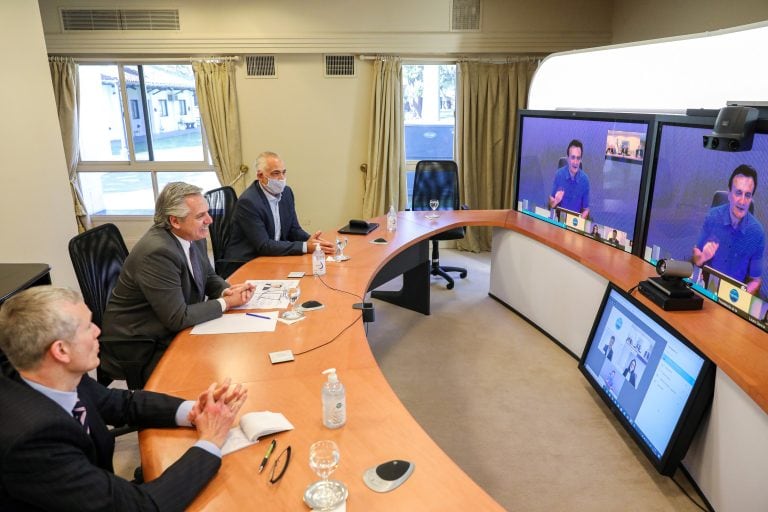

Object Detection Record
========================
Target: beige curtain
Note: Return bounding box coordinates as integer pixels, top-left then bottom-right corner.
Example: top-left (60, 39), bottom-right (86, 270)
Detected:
top-left (363, 57), bottom-right (406, 219)
top-left (456, 59), bottom-right (540, 252)
top-left (192, 60), bottom-right (247, 194)
top-left (49, 57), bottom-right (90, 232)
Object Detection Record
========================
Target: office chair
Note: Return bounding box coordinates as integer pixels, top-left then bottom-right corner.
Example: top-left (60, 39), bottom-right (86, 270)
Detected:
top-left (711, 190), bottom-right (754, 213)
top-left (68, 223), bottom-right (157, 390)
top-left (204, 185), bottom-right (239, 278)
top-left (412, 160), bottom-right (468, 289)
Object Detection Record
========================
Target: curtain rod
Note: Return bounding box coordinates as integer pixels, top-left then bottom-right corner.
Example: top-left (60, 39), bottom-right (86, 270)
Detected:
top-left (54, 56), bottom-right (240, 64)
top-left (359, 54), bottom-right (543, 63)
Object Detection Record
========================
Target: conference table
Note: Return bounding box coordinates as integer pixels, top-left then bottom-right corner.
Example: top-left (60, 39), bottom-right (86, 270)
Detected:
top-left (140, 209), bottom-right (768, 510)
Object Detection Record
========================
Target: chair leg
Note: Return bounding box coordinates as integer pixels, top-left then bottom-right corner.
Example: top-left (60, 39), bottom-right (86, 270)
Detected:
top-left (430, 240), bottom-right (468, 289)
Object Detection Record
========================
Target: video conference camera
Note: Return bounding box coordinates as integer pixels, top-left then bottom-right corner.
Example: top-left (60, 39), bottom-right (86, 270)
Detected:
top-left (703, 106), bottom-right (758, 152)
top-left (638, 259), bottom-right (703, 311)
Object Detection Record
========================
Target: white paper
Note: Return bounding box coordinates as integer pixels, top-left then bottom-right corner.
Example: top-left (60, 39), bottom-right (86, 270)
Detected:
top-left (233, 280), bottom-right (301, 310)
top-left (221, 411), bottom-right (294, 456)
top-left (190, 312), bottom-right (278, 334)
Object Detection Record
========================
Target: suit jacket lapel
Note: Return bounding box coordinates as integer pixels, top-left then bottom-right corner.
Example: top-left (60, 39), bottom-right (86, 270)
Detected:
top-left (255, 185), bottom-right (277, 241)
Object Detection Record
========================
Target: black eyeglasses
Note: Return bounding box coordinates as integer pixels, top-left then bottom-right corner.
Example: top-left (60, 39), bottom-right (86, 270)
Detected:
top-left (269, 445), bottom-right (291, 484)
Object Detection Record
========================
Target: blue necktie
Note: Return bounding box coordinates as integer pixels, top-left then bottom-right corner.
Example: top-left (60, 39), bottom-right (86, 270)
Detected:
top-left (72, 398), bottom-right (90, 434)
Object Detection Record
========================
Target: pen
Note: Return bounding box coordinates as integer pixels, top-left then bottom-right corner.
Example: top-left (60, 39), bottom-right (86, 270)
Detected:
top-left (247, 313), bottom-right (271, 320)
top-left (259, 439), bottom-right (277, 473)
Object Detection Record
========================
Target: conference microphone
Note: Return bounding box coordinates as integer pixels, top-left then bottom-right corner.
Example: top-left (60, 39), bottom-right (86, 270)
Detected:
top-left (655, 259), bottom-right (693, 279)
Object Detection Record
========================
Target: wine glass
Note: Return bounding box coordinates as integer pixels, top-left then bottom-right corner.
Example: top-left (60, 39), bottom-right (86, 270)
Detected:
top-left (305, 440), bottom-right (347, 510)
top-left (428, 198), bottom-right (440, 218)
top-left (281, 286), bottom-right (302, 320)
top-left (334, 236), bottom-right (349, 261)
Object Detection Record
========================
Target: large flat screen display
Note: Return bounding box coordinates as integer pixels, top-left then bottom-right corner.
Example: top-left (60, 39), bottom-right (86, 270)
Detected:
top-left (515, 111), bottom-right (653, 253)
top-left (643, 117), bottom-right (768, 330)
top-left (579, 284), bottom-right (715, 476)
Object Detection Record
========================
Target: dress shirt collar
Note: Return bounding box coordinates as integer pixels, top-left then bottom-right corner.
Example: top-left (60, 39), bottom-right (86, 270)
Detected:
top-left (21, 375), bottom-right (78, 415)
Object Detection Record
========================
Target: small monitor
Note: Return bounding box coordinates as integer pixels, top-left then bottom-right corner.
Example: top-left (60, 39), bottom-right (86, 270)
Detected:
top-left (579, 284), bottom-right (715, 476)
top-left (514, 110), bottom-right (654, 253)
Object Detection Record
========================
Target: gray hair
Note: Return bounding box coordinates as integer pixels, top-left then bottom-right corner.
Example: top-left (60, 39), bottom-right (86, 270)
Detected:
top-left (154, 182), bottom-right (204, 229)
top-left (0, 286), bottom-right (82, 371)
top-left (254, 151), bottom-right (282, 175)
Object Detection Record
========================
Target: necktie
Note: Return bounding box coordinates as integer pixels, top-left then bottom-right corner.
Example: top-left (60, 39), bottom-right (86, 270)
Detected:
top-left (72, 398), bottom-right (90, 434)
top-left (188, 245), bottom-right (197, 280)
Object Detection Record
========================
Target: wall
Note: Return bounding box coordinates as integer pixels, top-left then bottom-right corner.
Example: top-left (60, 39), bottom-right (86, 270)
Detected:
top-left (612, 0), bottom-right (768, 44)
top-left (0, 1), bottom-right (78, 289)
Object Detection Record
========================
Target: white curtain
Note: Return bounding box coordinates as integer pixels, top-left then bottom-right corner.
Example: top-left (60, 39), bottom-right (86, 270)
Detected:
top-left (363, 57), bottom-right (406, 219)
top-left (49, 57), bottom-right (90, 231)
top-left (193, 60), bottom-right (247, 194)
top-left (456, 59), bottom-right (540, 251)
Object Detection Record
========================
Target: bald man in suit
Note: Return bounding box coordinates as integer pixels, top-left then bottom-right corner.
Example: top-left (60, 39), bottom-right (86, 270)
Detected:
top-left (0, 286), bottom-right (247, 511)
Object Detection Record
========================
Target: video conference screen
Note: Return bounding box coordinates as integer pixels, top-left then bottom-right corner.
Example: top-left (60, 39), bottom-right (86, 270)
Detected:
top-left (644, 120), bottom-right (768, 329)
top-left (579, 285), bottom-right (715, 475)
top-left (515, 111), bottom-right (651, 252)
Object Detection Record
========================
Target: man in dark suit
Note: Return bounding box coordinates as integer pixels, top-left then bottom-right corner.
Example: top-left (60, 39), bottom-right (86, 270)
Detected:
top-left (102, 182), bottom-right (254, 375)
top-left (224, 151), bottom-right (335, 274)
top-left (0, 286), bottom-right (247, 511)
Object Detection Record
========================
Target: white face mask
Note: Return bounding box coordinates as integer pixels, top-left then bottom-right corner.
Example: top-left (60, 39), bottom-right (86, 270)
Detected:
top-left (263, 177), bottom-right (286, 196)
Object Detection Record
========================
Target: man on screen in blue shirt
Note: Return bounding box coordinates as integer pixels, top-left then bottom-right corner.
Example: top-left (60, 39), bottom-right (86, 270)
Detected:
top-left (692, 164), bottom-right (765, 295)
top-left (548, 139), bottom-right (590, 218)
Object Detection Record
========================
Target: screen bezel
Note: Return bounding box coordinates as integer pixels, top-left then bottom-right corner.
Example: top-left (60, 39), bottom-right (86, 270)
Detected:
top-left (513, 109), bottom-right (658, 257)
top-left (578, 283), bottom-right (716, 476)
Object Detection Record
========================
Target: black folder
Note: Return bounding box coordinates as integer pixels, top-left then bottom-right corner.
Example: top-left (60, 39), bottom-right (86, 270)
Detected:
top-left (338, 219), bottom-right (379, 235)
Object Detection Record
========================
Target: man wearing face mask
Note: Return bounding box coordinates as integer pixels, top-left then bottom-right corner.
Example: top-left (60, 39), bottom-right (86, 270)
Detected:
top-left (224, 151), bottom-right (335, 276)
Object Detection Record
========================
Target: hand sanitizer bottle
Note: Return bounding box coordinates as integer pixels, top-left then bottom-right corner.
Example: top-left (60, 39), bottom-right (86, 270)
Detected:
top-left (387, 204), bottom-right (397, 232)
top-left (321, 368), bottom-right (346, 429)
top-left (312, 243), bottom-right (326, 276)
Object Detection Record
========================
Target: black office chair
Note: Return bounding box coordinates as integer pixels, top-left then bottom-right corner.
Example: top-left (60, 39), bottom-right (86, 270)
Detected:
top-left (412, 160), bottom-right (468, 289)
top-left (68, 223), bottom-right (157, 390)
top-left (204, 185), bottom-right (240, 278)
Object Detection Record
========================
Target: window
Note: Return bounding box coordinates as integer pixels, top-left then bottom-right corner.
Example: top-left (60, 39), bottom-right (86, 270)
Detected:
top-left (77, 64), bottom-right (219, 215)
top-left (402, 63), bottom-right (456, 206)
top-left (129, 99), bottom-right (140, 119)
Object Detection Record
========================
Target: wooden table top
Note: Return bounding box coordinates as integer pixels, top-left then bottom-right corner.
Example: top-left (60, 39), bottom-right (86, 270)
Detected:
top-left (140, 209), bottom-right (768, 510)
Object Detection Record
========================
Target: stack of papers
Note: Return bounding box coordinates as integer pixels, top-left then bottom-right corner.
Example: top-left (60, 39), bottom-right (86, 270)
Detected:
top-left (191, 312), bottom-right (278, 334)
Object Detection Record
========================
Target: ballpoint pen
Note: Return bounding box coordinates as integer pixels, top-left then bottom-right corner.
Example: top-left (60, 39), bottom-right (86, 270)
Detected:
top-left (258, 439), bottom-right (277, 473)
top-left (247, 312), bottom-right (271, 320)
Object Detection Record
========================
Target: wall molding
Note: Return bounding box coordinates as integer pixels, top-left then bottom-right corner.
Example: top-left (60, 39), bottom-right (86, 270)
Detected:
top-left (43, 30), bottom-right (612, 56)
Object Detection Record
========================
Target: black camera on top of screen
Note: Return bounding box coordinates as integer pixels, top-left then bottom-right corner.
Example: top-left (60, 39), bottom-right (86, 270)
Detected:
top-left (703, 106), bottom-right (758, 152)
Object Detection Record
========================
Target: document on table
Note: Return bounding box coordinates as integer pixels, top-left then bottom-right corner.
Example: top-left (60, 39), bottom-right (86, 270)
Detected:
top-left (233, 279), bottom-right (301, 310)
top-left (191, 311), bottom-right (278, 334)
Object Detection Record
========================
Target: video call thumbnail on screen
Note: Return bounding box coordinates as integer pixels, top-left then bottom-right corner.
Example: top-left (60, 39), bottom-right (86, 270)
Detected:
top-left (580, 287), bottom-right (713, 475)
top-left (515, 113), bottom-right (650, 252)
top-left (644, 122), bottom-right (768, 324)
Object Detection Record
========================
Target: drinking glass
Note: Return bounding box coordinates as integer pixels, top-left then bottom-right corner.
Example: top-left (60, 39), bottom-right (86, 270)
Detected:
top-left (427, 198), bottom-right (440, 218)
top-left (304, 440), bottom-right (347, 510)
top-left (281, 286), bottom-right (302, 320)
top-left (334, 236), bottom-right (349, 261)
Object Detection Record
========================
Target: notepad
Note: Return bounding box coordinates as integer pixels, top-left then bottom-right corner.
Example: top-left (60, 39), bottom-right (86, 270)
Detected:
top-left (221, 411), bottom-right (294, 456)
top-left (190, 312), bottom-right (278, 334)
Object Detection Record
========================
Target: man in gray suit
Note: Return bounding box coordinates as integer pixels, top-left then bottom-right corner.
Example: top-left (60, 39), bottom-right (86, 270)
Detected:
top-left (102, 182), bottom-right (254, 376)
top-left (0, 286), bottom-right (247, 511)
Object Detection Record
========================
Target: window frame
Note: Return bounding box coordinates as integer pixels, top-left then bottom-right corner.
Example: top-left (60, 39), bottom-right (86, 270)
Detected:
top-left (402, 59), bottom-right (458, 208)
top-left (75, 60), bottom-right (215, 219)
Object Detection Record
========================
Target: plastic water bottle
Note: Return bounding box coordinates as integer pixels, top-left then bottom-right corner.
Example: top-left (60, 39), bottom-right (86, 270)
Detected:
top-left (387, 204), bottom-right (397, 232)
top-left (322, 368), bottom-right (346, 428)
top-left (312, 242), bottom-right (326, 276)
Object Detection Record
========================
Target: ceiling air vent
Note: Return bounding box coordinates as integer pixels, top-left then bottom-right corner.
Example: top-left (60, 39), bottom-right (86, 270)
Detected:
top-left (61, 9), bottom-right (180, 31)
top-left (245, 56), bottom-right (277, 78)
top-left (324, 55), bottom-right (356, 78)
top-left (450, 0), bottom-right (481, 32)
